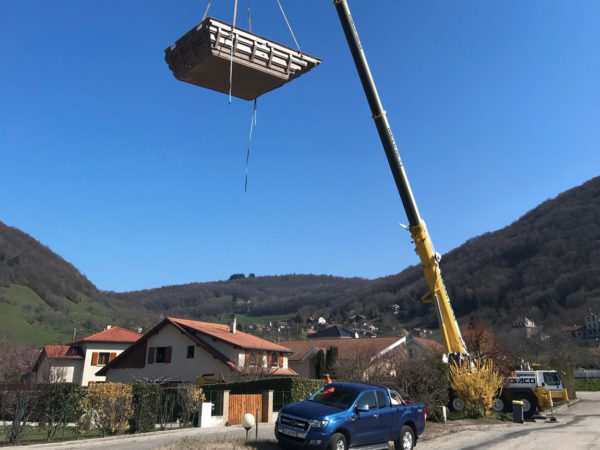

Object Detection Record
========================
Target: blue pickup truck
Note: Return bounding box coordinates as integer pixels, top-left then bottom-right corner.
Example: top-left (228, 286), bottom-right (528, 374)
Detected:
top-left (275, 382), bottom-right (426, 450)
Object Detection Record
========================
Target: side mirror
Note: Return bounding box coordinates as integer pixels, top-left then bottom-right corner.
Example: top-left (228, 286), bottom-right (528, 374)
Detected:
top-left (306, 392), bottom-right (311, 400)
top-left (356, 404), bottom-right (369, 413)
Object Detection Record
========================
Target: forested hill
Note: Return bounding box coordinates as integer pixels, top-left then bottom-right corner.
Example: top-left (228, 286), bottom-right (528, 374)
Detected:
top-left (120, 176), bottom-right (600, 331)
top-left (2, 176), bottom-right (599, 346)
top-left (364, 175), bottom-right (600, 328)
top-left (0, 222), bottom-right (150, 346)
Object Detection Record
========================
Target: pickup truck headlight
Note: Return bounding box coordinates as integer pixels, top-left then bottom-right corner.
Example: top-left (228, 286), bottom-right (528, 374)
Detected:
top-left (308, 419), bottom-right (329, 428)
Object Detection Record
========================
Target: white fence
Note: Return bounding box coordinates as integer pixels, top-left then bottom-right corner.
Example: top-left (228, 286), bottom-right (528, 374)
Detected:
top-left (574, 369), bottom-right (600, 378)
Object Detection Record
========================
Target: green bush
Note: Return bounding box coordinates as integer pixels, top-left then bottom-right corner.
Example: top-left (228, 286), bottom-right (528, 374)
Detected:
top-left (130, 384), bottom-right (160, 433)
top-left (203, 377), bottom-right (326, 403)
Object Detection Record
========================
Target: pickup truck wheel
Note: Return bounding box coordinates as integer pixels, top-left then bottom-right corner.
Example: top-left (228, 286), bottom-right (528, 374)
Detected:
top-left (492, 397), bottom-right (505, 412)
top-left (394, 425), bottom-right (415, 450)
top-left (328, 433), bottom-right (347, 450)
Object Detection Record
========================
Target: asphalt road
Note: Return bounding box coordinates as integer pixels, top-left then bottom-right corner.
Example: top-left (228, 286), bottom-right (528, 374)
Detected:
top-left (419, 391), bottom-right (600, 450)
top-left (10, 392), bottom-right (600, 450)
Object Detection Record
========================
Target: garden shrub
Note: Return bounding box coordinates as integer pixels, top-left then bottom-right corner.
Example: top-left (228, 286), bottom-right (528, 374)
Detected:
top-left (176, 384), bottom-right (204, 427)
top-left (450, 359), bottom-right (503, 417)
top-left (158, 388), bottom-right (177, 430)
top-left (85, 382), bottom-right (133, 436)
top-left (393, 353), bottom-right (449, 422)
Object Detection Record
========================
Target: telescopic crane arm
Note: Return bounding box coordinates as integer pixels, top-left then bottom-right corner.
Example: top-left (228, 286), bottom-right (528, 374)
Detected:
top-left (333, 0), bottom-right (467, 356)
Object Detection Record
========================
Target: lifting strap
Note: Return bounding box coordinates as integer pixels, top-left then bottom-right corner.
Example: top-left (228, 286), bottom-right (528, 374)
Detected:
top-left (275, 0), bottom-right (301, 52)
top-left (244, 99), bottom-right (258, 191)
top-left (247, 0), bottom-right (252, 32)
top-left (229, 0), bottom-right (239, 104)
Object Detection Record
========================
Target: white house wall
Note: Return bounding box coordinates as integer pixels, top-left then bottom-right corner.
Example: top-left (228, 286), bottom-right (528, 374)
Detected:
top-left (36, 358), bottom-right (82, 384)
top-left (81, 341), bottom-right (135, 386)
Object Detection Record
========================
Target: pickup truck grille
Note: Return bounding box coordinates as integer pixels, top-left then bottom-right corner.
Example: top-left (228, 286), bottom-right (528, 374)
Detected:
top-left (280, 415), bottom-right (309, 430)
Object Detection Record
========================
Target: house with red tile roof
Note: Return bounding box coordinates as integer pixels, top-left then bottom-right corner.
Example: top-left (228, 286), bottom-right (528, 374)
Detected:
top-left (96, 316), bottom-right (296, 384)
top-left (31, 326), bottom-right (142, 385)
top-left (280, 336), bottom-right (407, 379)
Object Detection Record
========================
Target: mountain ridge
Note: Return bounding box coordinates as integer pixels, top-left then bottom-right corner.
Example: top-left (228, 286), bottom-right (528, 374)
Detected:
top-left (2, 176), bottom-right (599, 345)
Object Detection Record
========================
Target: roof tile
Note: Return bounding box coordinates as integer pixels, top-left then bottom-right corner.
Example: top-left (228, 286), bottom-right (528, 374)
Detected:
top-left (43, 345), bottom-right (84, 359)
top-left (170, 317), bottom-right (292, 352)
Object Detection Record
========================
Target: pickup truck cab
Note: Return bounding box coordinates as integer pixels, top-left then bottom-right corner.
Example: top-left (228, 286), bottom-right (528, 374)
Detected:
top-left (275, 382), bottom-right (426, 450)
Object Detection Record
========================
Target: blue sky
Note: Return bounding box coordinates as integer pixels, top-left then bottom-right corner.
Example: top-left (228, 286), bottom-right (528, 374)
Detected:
top-left (1, 1), bottom-right (598, 292)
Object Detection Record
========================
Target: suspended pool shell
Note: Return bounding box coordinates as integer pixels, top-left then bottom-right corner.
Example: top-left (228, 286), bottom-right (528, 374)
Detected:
top-left (165, 17), bottom-right (322, 101)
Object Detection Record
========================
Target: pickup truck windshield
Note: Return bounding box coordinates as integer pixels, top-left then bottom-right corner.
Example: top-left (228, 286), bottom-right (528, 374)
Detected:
top-left (307, 385), bottom-right (360, 409)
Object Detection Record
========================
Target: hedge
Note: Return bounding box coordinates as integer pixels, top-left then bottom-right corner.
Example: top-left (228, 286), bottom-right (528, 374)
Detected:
top-left (130, 383), bottom-right (160, 433)
top-left (203, 377), bottom-right (327, 403)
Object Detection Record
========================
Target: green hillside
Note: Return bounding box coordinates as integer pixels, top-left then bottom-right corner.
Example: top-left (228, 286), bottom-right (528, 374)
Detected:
top-left (0, 284), bottom-right (118, 346)
top-left (0, 221), bottom-right (155, 346)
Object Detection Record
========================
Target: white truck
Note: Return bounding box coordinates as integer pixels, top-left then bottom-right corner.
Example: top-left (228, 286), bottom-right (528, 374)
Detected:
top-left (451, 369), bottom-right (569, 418)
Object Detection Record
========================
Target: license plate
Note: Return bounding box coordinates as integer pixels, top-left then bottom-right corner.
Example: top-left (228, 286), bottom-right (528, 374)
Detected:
top-left (280, 427), bottom-right (303, 438)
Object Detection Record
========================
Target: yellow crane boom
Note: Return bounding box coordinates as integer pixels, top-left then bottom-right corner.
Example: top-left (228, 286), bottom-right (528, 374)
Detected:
top-left (334, 0), bottom-right (466, 355)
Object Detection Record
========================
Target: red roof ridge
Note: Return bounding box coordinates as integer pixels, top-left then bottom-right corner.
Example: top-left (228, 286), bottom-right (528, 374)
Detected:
top-left (168, 317), bottom-right (293, 352)
top-left (70, 326), bottom-right (143, 344)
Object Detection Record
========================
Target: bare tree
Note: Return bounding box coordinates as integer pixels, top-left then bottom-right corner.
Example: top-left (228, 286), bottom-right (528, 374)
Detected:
top-left (0, 338), bottom-right (39, 382)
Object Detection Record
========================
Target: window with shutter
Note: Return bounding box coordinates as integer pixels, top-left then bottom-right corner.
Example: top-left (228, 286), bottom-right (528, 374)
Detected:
top-left (148, 347), bottom-right (155, 364)
top-left (245, 350), bottom-right (250, 367)
top-left (109, 352), bottom-right (117, 362)
top-left (91, 352), bottom-right (98, 366)
top-left (279, 354), bottom-right (284, 368)
top-left (165, 347), bottom-right (172, 363)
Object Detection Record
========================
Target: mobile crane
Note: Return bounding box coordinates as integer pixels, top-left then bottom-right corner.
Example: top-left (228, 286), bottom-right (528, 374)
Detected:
top-left (333, 0), bottom-right (466, 359)
top-left (334, 0), bottom-right (568, 419)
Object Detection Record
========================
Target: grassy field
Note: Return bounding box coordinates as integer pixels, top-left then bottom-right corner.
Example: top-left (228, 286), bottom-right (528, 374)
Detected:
top-left (576, 378), bottom-right (600, 391)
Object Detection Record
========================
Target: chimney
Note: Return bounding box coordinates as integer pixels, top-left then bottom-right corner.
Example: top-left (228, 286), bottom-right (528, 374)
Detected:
top-left (230, 314), bottom-right (237, 334)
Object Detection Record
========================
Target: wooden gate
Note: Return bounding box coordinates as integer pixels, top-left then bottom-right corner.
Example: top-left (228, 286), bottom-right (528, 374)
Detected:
top-left (228, 394), bottom-right (263, 425)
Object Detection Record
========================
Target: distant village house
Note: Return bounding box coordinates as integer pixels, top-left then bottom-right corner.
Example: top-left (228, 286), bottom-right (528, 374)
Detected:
top-left (511, 316), bottom-right (537, 337)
